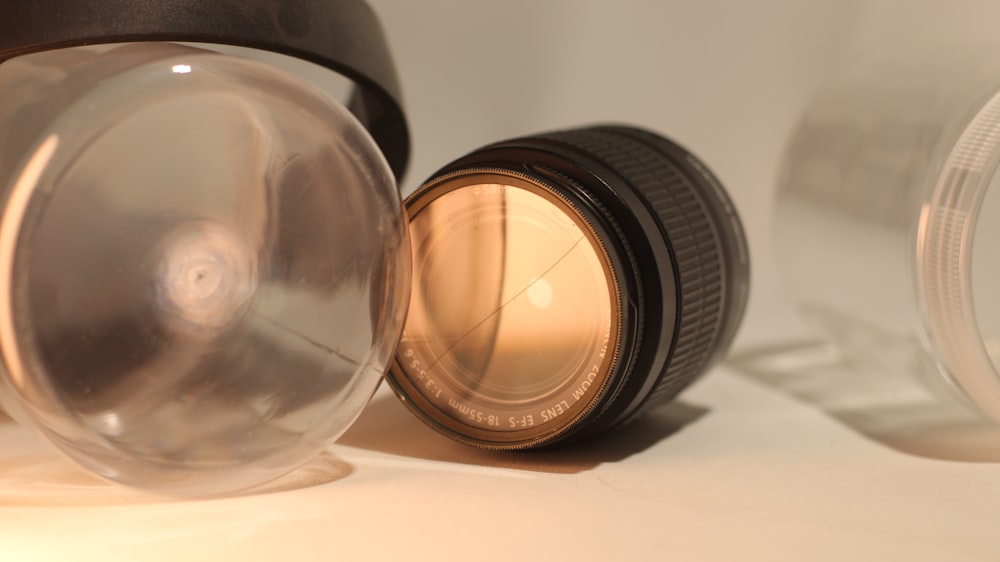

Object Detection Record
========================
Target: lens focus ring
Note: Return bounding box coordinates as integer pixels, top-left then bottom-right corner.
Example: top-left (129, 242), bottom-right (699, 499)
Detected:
top-left (538, 127), bottom-right (728, 413)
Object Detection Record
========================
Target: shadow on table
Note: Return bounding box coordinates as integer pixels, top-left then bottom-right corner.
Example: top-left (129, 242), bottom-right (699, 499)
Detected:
top-left (338, 392), bottom-right (709, 474)
top-left (728, 341), bottom-right (1000, 463)
top-left (0, 415), bottom-right (354, 507)
top-left (0, 385), bottom-right (709, 503)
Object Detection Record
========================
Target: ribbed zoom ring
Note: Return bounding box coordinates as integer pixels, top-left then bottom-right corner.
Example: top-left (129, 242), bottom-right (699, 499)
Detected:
top-left (539, 126), bottom-right (727, 409)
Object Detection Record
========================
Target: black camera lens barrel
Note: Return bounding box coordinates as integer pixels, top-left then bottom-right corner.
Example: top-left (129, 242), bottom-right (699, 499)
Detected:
top-left (529, 126), bottom-right (749, 437)
top-left (388, 125), bottom-right (749, 448)
top-left (0, 0), bottom-right (410, 181)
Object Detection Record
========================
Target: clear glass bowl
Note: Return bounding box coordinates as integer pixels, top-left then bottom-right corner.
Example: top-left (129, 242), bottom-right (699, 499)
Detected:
top-left (0, 42), bottom-right (410, 495)
top-left (776, 49), bottom-right (1000, 422)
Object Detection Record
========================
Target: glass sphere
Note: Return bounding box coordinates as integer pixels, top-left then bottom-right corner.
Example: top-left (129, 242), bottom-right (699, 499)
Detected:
top-left (0, 43), bottom-right (410, 495)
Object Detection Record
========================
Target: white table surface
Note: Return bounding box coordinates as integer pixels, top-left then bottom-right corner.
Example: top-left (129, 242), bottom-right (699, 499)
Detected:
top-left (3, 350), bottom-right (999, 562)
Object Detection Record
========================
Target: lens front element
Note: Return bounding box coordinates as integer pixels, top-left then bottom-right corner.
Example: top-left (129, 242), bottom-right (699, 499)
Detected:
top-left (396, 172), bottom-right (620, 446)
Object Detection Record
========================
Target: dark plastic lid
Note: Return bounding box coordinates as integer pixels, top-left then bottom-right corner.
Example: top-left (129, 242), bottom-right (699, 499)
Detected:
top-left (0, 0), bottom-right (410, 181)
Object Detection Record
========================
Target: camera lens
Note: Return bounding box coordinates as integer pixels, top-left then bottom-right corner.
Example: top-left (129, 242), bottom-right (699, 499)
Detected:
top-left (387, 125), bottom-right (749, 449)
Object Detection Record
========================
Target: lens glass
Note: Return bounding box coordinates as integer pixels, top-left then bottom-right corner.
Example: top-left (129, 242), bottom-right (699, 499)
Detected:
top-left (396, 172), bottom-right (619, 441)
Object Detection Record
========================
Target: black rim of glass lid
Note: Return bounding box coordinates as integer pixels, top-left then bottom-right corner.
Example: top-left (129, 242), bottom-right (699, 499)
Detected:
top-left (388, 125), bottom-right (750, 449)
top-left (0, 0), bottom-right (410, 181)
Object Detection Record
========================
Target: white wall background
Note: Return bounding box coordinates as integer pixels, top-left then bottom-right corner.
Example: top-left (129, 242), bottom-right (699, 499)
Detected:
top-left (368, 0), bottom-right (1000, 348)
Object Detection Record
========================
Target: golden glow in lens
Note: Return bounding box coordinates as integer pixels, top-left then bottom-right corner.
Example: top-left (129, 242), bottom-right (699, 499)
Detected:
top-left (395, 173), bottom-right (621, 443)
